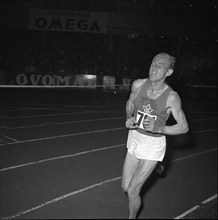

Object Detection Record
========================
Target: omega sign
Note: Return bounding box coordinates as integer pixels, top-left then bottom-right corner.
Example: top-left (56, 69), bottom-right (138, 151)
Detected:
top-left (28, 9), bottom-right (108, 33)
top-left (35, 17), bottom-right (101, 32)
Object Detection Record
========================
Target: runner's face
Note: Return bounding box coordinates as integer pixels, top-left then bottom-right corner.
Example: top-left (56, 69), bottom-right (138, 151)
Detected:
top-left (149, 55), bottom-right (170, 82)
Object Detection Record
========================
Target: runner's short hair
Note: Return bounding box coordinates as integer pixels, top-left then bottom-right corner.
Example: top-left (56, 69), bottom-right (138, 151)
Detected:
top-left (158, 52), bottom-right (176, 70)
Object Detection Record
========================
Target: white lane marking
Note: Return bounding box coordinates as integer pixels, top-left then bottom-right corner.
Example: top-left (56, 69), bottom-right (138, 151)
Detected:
top-left (5, 117), bottom-right (217, 130)
top-left (0, 126), bottom-right (7, 129)
top-left (0, 128), bottom-right (216, 147)
top-left (2, 104), bottom-right (103, 111)
top-left (1, 146), bottom-right (216, 172)
top-left (1, 149), bottom-right (216, 220)
top-left (202, 194), bottom-right (217, 204)
top-left (174, 194), bottom-right (217, 219)
top-left (3, 136), bottom-right (18, 142)
top-left (0, 127), bottom-right (126, 146)
top-left (174, 205), bottom-right (201, 219)
top-left (1, 102), bottom-right (103, 108)
top-left (194, 129), bottom-right (217, 133)
top-left (0, 144), bottom-right (125, 171)
top-left (6, 107), bottom-right (57, 110)
top-left (172, 148), bottom-right (217, 162)
top-left (1, 110), bottom-right (216, 120)
top-left (7, 116), bottom-right (125, 129)
top-left (0, 111), bottom-right (90, 119)
top-left (3, 109), bottom-right (123, 119)
top-left (1, 142), bottom-right (217, 172)
top-left (1, 176), bottom-right (122, 220)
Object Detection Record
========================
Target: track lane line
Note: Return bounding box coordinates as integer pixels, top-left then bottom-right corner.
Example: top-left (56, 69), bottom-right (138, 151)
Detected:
top-left (7, 116), bottom-right (125, 129)
top-left (1, 104), bottom-right (104, 111)
top-left (5, 117), bottom-right (217, 130)
top-left (0, 128), bottom-right (216, 147)
top-left (3, 136), bottom-right (18, 142)
top-left (0, 127), bottom-right (126, 146)
top-left (174, 205), bottom-right (201, 219)
top-left (1, 149), bottom-right (217, 220)
top-left (1, 110), bottom-right (216, 120)
top-left (2, 109), bottom-right (124, 119)
top-left (0, 144), bottom-right (125, 172)
top-left (0, 142), bottom-right (217, 172)
top-left (202, 194), bottom-right (217, 204)
top-left (174, 194), bottom-right (217, 219)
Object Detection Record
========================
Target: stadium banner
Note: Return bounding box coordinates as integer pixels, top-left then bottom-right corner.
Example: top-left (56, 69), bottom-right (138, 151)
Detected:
top-left (28, 8), bottom-right (108, 33)
top-left (13, 73), bottom-right (131, 90)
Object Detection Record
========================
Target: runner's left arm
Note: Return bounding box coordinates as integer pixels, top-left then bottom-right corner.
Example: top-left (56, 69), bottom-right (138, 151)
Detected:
top-left (144, 91), bottom-right (189, 135)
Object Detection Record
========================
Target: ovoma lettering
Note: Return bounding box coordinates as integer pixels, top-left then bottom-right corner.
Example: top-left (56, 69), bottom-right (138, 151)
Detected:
top-left (56, 76), bottom-right (71, 85)
top-left (16, 74), bottom-right (72, 86)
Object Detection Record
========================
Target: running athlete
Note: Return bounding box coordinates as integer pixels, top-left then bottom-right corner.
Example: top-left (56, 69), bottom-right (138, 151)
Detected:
top-left (122, 52), bottom-right (189, 219)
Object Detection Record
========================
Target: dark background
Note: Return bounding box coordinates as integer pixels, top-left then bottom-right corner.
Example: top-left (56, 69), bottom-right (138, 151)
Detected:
top-left (1, 0), bottom-right (217, 87)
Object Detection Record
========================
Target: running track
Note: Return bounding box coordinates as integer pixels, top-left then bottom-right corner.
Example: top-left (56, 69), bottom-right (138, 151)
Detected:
top-left (0, 88), bottom-right (217, 219)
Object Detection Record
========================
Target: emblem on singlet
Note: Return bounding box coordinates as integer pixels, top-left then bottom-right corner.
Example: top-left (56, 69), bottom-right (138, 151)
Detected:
top-left (135, 104), bottom-right (157, 129)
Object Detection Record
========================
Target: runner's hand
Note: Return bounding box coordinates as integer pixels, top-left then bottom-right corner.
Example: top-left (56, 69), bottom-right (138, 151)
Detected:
top-left (125, 117), bottom-right (137, 129)
top-left (143, 117), bottom-right (162, 133)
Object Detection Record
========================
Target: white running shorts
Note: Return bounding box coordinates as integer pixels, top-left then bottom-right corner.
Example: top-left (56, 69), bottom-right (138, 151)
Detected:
top-left (127, 129), bottom-right (166, 161)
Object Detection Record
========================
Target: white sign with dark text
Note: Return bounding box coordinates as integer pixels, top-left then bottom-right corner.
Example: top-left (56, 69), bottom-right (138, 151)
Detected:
top-left (28, 9), bottom-right (108, 33)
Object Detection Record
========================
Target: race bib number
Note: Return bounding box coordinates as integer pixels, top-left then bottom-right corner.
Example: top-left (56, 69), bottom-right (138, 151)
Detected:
top-left (135, 110), bottom-right (157, 129)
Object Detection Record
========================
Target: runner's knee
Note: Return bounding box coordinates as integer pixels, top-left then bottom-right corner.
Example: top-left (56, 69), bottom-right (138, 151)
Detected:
top-left (122, 179), bottom-right (129, 192)
top-left (127, 185), bottom-right (140, 199)
top-left (122, 185), bottom-right (128, 192)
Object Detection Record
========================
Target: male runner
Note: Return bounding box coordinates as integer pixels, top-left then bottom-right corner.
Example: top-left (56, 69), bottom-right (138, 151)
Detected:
top-left (122, 52), bottom-right (189, 219)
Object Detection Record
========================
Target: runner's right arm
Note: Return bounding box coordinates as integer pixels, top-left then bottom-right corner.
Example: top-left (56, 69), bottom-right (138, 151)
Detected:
top-left (125, 79), bottom-right (144, 128)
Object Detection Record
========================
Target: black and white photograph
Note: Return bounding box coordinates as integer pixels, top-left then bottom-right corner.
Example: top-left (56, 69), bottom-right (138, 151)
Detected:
top-left (0, 0), bottom-right (217, 219)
